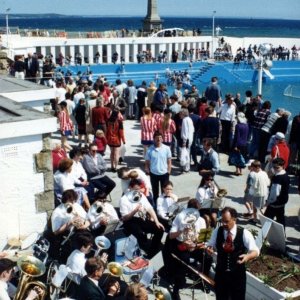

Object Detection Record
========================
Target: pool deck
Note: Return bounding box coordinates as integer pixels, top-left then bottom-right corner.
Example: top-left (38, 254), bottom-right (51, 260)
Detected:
top-left (52, 119), bottom-right (300, 299)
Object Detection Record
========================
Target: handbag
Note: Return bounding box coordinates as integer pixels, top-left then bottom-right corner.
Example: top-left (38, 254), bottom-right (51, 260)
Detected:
top-left (228, 150), bottom-right (246, 168)
top-left (180, 147), bottom-right (189, 166)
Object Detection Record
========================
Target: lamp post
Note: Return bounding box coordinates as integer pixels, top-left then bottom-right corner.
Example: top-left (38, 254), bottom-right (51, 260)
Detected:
top-left (211, 10), bottom-right (216, 59)
top-left (6, 8), bottom-right (10, 49)
top-left (257, 43), bottom-right (272, 95)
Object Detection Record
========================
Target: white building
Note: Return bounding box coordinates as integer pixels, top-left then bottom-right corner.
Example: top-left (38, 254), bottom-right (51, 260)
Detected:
top-left (0, 77), bottom-right (57, 250)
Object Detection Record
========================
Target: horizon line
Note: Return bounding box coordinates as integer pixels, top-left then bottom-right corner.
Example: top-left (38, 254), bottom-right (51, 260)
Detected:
top-left (1, 13), bottom-right (299, 21)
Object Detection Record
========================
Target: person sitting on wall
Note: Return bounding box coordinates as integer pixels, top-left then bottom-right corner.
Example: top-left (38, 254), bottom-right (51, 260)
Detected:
top-left (82, 144), bottom-right (116, 196)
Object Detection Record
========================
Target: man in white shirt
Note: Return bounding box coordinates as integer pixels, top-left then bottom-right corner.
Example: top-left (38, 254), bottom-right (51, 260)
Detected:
top-left (119, 179), bottom-right (164, 258)
top-left (163, 199), bottom-right (211, 300)
top-left (207, 207), bottom-right (259, 300)
top-left (180, 108), bottom-right (195, 173)
top-left (0, 259), bottom-right (38, 300)
top-left (218, 95), bottom-right (236, 153)
top-left (87, 191), bottom-right (119, 235)
top-left (66, 232), bottom-right (94, 284)
top-left (50, 190), bottom-right (90, 262)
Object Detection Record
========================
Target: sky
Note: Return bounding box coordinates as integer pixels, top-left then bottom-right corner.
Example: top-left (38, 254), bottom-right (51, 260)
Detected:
top-left (1, 0), bottom-right (300, 19)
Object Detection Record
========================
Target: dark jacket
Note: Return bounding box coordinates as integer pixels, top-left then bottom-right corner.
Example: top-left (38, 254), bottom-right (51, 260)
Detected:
top-left (78, 276), bottom-right (109, 300)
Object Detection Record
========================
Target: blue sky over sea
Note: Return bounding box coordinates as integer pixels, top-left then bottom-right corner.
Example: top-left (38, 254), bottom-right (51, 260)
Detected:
top-left (1, 0), bottom-right (300, 19)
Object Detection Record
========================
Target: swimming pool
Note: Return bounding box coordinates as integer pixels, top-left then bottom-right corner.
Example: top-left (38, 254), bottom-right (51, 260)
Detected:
top-left (60, 60), bottom-right (300, 116)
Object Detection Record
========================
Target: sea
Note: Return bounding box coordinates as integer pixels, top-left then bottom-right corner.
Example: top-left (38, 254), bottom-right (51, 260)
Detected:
top-left (1, 16), bottom-right (300, 38)
top-left (2, 15), bottom-right (300, 115)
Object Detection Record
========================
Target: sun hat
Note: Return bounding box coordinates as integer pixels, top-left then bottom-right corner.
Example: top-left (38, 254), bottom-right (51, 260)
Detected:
top-left (275, 132), bottom-right (285, 140)
top-left (237, 112), bottom-right (247, 124)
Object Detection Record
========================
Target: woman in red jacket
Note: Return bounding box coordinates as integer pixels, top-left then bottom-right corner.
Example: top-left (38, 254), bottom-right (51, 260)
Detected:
top-left (106, 110), bottom-right (125, 172)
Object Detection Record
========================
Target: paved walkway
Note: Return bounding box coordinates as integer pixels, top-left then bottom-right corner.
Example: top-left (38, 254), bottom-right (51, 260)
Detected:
top-left (53, 119), bottom-right (300, 299)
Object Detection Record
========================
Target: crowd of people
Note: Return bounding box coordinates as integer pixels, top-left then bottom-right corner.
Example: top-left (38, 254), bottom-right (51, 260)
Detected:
top-left (1, 62), bottom-right (300, 300)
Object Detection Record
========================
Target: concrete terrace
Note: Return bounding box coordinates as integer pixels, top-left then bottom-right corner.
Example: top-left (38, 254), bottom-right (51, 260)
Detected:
top-left (51, 119), bottom-right (300, 300)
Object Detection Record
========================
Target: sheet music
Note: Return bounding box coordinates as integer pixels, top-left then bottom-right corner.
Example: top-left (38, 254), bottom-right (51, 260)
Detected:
top-left (198, 228), bottom-right (213, 243)
top-left (103, 220), bottom-right (119, 235)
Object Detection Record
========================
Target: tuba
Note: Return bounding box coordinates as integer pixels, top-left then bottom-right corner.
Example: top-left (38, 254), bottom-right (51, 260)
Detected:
top-left (14, 255), bottom-right (47, 300)
top-left (127, 191), bottom-right (147, 220)
top-left (154, 287), bottom-right (172, 300)
top-left (180, 208), bottom-right (200, 244)
top-left (107, 262), bottom-right (123, 277)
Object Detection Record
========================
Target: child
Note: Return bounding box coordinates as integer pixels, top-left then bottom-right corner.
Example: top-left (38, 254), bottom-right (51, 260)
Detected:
top-left (94, 129), bottom-right (107, 156)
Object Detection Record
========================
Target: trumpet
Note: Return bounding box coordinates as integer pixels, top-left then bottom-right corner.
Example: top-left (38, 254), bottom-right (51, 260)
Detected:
top-left (14, 256), bottom-right (47, 300)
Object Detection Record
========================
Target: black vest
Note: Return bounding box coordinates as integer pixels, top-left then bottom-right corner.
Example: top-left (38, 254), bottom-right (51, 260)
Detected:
top-left (216, 226), bottom-right (246, 273)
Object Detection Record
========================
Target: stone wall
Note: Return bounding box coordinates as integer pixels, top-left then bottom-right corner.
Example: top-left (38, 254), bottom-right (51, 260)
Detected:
top-left (0, 51), bottom-right (9, 75)
top-left (34, 133), bottom-right (54, 217)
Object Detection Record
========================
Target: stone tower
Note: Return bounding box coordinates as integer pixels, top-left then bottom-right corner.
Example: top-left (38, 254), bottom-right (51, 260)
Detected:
top-left (143, 0), bottom-right (163, 32)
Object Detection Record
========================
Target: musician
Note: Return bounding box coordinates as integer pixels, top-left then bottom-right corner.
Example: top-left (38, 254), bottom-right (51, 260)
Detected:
top-left (78, 257), bottom-right (120, 300)
top-left (119, 179), bottom-right (164, 258)
top-left (195, 174), bottom-right (219, 227)
top-left (156, 180), bottom-right (178, 231)
top-left (206, 207), bottom-right (259, 300)
top-left (0, 258), bottom-right (39, 300)
top-left (51, 189), bottom-right (90, 237)
top-left (66, 232), bottom-right (95, 283)
top-left (117, 167), bottom-right (152, 196)
top-left (163, 199), bottom-right (212, 300)
top-left (87, 191), bottom-right (119, 235)
top-left (50, 189), bottom-right (90, 262)
top-left (124, 283), bottom-right (148, 300)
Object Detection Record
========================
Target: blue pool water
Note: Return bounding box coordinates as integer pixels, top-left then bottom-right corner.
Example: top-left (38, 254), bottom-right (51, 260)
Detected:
top-left (60, 60), bottom-right (300, 116)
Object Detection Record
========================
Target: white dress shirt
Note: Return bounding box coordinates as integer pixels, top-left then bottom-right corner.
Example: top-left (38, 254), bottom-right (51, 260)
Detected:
top-left (219, 103), bottom-right (236, 121)
top-left (0, 281), bottom-right (16, 300)
top-left (66, 249), bottom-right (87, 283)
top-left (87, 202), bottom-right (119, 229)
top-left (51, 203), bottom-right (87, 233)
top-left (70, 160), bottom-right (88, 184)
top-left (195, 184), bottom-right (219, 208)
top-left (181, 116), bottom-right (194, 144)
top-left (157, 194), bottom-right (178, 220)
top-left (207, 224), bottom-right (260, 255)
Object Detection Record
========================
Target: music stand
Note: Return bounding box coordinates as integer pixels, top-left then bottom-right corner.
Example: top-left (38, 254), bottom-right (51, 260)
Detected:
top-left (256, 215), bottom-right (286, 253)
top-left (103, 220), bottom-right (120, 235)
top-left (197, 228), bottom-right (213, 244)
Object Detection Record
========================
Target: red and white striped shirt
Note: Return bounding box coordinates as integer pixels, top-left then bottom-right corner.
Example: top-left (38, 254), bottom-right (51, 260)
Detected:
top-left (140, 117), bottom-right (157, 141)
top-left (158, 119), bottom-right (176, 144)
top-left (153, 112), bottom-right (163, 125)
top-left (59, 110), bottom-right (73, 132)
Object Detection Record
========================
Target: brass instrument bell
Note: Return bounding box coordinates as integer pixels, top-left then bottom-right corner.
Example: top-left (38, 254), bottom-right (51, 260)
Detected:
top-left (107, 262), bottom-right (123, 277)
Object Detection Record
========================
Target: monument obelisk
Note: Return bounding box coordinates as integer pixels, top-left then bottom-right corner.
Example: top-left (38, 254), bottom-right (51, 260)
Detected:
top-left (143, 0), bottom-right (163, 32)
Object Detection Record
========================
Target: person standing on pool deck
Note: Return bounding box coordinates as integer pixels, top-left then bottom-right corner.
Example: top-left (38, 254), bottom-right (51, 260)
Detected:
top-left (145, 131), bottom-right (172, 205)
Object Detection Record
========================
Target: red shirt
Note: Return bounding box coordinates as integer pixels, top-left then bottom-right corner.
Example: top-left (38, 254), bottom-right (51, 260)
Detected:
top-left (271, 142), bottom-right (290, 169)
top-left (92, 107), bottom-right (109, 129)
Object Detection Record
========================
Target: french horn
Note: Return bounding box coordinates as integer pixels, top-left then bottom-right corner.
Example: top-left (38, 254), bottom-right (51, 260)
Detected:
top-left (14, 255), bottom-right (47, 300)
